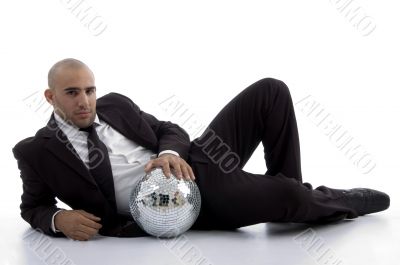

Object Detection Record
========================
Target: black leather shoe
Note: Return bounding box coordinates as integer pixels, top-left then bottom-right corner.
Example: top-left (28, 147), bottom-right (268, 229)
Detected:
top-left (339, 188), bottom-right (390, 217)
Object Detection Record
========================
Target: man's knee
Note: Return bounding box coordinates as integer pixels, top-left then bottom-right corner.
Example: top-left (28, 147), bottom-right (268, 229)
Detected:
top-left (253, 77), bottom-right (291, 97)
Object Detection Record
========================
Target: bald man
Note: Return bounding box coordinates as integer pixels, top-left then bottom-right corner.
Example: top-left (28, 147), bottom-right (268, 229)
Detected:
top-left (13, 58), bottom-right (390, 241)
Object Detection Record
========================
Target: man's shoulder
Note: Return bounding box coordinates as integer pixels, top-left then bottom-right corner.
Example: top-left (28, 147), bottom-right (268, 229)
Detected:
top-left (97, 92), bottom-right (140, 112)
top-left (98, 92), bottom-right (132, 104)
top-left (13, 126), bottom-right (50, 158)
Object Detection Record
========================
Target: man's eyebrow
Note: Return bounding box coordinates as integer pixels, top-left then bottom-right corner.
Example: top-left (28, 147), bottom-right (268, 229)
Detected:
top-left (63, 86), bottom-right (96, 92)
top-left (64, 87), bottom-right (80, 92)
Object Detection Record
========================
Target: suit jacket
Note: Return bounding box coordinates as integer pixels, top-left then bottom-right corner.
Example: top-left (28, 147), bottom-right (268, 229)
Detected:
top-left (12, 92), bottom-right (197, 237)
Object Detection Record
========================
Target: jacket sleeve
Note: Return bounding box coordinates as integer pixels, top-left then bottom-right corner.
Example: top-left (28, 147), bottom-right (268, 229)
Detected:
top-left (113, 93), bottom-right (191, 160)
top-left (13, 146), bottom-right (65, 237)
top-left (140, 110), bottom-right (191, 160)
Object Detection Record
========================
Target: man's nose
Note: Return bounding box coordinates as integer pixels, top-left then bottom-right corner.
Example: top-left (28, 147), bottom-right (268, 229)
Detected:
top-left (77, 93), bottom-right (90, 108)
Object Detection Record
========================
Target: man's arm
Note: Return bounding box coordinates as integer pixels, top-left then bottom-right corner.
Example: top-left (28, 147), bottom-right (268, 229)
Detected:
top-left (106, 93), bottom-right (194, 180)
top-left (139, 111), bottom-right (195, 180)
top-left (124, 94), bottom-right (194, 179)
top-left (139, 109), bottom-right (195, 179)
top-left (13, 147), bottom-right (103, 240)
top-left (13, 147), bottom-right (65, 237)
top-left (106, 92), bottom-right (191, 160)
top-left (140, 109), bottom-right (191, 159)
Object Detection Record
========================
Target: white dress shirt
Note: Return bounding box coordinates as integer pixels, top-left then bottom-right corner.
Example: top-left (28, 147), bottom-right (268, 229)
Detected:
top-left (51, 112), bottom-right (179, 232)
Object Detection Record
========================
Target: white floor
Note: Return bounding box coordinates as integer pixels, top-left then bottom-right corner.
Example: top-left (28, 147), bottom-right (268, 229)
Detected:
top-left (1, 208), bottom-right (399, 265)
top-left (2, 1), bottom-right (400, 264)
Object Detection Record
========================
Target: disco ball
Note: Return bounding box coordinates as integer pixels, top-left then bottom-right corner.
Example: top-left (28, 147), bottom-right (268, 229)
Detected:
top-left (129, 168), bottom-right (201, 237)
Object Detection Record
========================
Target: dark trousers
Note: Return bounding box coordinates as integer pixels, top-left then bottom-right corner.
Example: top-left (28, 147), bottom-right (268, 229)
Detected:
top-left (190, 78), bottom-right (358, 230)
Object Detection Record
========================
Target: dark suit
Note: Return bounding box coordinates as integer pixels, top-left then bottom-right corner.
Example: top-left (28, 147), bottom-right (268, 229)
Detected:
top-left (13, 78), bottom-right (358, 238)
top-left (13, 92), bottom-right (194, 237)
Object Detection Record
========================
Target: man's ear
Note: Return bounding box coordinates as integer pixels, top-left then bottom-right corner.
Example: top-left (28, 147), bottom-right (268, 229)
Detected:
top-left (44, 88), bottom-right (54, 105)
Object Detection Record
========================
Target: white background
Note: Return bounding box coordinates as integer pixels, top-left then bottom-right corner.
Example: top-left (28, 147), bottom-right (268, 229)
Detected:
top-left (1, 0), bottom-right (399, 264)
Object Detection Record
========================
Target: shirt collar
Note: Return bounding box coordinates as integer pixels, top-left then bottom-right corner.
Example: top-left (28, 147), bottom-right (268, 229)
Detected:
top-left (53, 111), bottom-right (100, 133)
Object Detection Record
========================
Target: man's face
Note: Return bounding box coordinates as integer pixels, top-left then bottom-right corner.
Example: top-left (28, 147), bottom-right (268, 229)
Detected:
top-left (45, 66), bottom-right (97, 128)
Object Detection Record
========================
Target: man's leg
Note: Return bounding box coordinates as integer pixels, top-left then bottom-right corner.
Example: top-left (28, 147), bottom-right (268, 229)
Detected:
top-left (192, 163), bottom-right (358, 229)
top-left (193, 78), bottom-right (303, 181)
top-left (191, 78), bottom-right (361, 229)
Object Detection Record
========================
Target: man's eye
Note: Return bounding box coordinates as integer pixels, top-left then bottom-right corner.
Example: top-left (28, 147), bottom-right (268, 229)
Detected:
top-left (67, 91), bottom-right (77, 95)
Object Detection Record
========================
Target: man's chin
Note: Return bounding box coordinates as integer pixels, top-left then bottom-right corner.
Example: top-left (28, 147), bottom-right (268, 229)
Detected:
top-left (73, 117), bottom-right (95, 129)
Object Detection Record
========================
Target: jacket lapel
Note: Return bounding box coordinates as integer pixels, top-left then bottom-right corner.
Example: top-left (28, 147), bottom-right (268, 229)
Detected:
top-left (42, 115), bottom-right (97, 187)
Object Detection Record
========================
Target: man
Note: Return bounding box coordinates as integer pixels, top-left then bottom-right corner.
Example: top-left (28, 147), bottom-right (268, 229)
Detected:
top-left (13, 58), bottom-right (390, 241)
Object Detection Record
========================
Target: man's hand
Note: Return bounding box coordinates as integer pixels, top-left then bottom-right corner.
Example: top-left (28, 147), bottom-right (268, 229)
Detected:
top-left (144, 153), bottom-right (195, 181)
top-left (54, 209), bottom-right (102, 241)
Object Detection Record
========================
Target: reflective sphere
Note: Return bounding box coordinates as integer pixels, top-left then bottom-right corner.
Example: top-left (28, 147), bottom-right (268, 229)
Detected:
top-left (129, 168), bottom-right (201, 237)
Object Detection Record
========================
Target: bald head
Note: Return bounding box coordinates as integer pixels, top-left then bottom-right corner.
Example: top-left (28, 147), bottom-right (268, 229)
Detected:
top-left (48, 58), bottom-right (93, 90)
top-left (44, 58), bottom-right (97, 128)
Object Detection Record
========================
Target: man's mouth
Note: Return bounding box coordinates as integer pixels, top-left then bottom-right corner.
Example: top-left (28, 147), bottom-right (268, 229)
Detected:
top-left (76, 111), bottom-right (91, 117)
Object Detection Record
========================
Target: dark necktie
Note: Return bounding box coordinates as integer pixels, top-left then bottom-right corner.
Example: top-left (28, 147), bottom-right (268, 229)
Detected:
top-left (80, 124), bottom-right (117, 210)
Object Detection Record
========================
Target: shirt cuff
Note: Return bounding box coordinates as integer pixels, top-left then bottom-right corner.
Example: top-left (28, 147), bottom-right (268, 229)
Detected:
top-left (158, 150), bottom-right (180, 157)
top-left (51, 209), bottom-right (64, 233)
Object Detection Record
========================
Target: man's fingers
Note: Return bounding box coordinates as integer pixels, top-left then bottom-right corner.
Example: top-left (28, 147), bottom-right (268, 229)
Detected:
top-left (144, 160), bottom-right (153, 173)
top-left (161, 162), bottom-right (172, 178)
top-left (55, 210), bottom-right (101, 241)
top-left (145, 160), bottom-right (166, 175)
top-left (144, 155), bottom-right (195, 181)
top-left (75, 210), bottom-right (102, 231)
top-left (180, 164), bottom-right (190, 180)
top-left (70, 230), bottom-right (91, 241)
top-left (174, 161), bottom-right (195, 181)
top-left (80, 217), bottom-right (103, 230)
top-left (171, 161), bottom-right (183, 179)
top-left (77, 223), bottom-right (101, 236)
top-left (145, 160), bottom-right (171, 178)
top-left (77, 210), bottom-right (101, 222)
top-left (70, 218), bottom-right (101, 240)
top-left (188, 165), bottom-right (195, 180)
